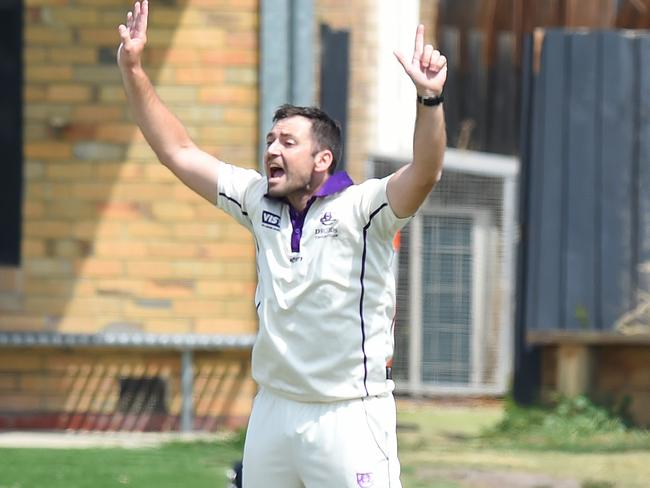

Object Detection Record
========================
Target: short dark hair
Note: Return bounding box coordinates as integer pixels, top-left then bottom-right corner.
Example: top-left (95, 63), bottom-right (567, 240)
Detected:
top-left (273, 104), bottom-right (343, 174)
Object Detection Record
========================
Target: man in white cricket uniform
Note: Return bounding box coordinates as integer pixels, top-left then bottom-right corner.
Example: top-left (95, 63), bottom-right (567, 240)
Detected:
top-left (117, 2), bottom-right (447, 487)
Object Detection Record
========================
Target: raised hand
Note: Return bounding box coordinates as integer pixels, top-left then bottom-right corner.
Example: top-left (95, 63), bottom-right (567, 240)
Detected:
top-left (394, 24), bottom-right (447, 98)
top-left (117, 0), bottom-right (149, 69)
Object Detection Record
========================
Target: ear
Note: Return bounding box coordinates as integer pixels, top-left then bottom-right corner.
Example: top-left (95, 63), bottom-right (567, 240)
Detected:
top-left (313, 149), bottom-right (334, 174)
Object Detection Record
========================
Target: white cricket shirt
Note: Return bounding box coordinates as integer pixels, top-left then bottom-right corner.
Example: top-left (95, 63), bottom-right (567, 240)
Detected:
top-left (216, 162), bottom-right (410, 402)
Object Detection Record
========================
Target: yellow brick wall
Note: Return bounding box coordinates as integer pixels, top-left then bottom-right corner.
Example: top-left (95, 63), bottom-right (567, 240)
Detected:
top-left (3, 0), bottom-right (259, 336)
top-left (1, 0), bottom-right (259, 429)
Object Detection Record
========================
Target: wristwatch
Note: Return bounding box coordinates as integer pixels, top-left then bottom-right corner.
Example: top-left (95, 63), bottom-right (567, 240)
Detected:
top-left (416, 94), bottom-right (444, 106)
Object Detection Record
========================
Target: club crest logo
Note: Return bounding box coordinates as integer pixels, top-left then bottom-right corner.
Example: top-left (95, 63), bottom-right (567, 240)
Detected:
top-left (356, 472), bottom-right (374, 488)
top-left (315, 211), bottom-right (339, 238)
top-left (320, 211), bottom-right (337, 226)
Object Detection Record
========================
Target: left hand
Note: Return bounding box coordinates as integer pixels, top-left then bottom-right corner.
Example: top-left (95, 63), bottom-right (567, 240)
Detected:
top-left (394, 24), bottom-right (447, 98)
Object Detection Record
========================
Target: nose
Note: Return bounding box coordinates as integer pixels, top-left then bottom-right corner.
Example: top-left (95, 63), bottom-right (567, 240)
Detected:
top-left (266, 139), bottom-right (281, 156)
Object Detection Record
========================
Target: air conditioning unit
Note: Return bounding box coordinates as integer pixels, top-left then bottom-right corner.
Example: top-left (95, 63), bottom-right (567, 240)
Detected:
top-left (371, 148), bottom-right (518, 395)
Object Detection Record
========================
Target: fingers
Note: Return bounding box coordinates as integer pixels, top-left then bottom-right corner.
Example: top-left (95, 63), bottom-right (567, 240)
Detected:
top-left (139, 0), bottom-right (149, 33)
top-left (422, 44), bottom-right (433, 69)
top-left (123, 1), bottom-right (148, 39)
top-left (421, 47), bottom-right (447, 74)
top-left (118, 23), bottom-right (131, 45)
top-left (412, 24), bottom-right (424, 64)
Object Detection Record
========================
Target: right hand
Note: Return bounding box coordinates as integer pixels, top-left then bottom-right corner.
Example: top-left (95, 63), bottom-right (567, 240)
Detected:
top-left (117, 0), bottom-right (149, 69)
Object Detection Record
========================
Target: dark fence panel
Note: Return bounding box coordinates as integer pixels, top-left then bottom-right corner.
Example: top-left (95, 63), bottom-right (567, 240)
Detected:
top-left (319, 24), bottom-right (349, 171)
top-left (564, 32), bottom-right (598, 330)
top-left (523, 29), bottom-right (650, 333)
top-left (640, 36), bottom-right (650, 293)
top-left (0, 0), bottom-right (22, 266)
top-left (531, 30), bottom-right (568, 332)
top-left (598, 32), bottom-right (636, 330)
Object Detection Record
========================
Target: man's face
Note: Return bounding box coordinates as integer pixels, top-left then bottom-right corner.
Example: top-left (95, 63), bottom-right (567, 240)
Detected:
top-left (264, 116), bottom-right (319, 198)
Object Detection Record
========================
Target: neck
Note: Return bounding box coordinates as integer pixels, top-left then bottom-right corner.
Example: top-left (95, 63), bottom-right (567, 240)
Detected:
top-left (287, 172), bottom-right (330, 211)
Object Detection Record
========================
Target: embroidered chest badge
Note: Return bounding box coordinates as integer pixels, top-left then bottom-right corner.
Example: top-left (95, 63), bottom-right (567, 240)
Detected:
top-left (315, 211), bottom-right (339, 238)
top-left (356, 472), bottom-right (374, 488)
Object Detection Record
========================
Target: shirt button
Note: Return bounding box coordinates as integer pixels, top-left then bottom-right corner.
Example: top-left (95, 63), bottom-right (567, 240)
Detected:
top-left (294, 229), bottom-right (300, 234)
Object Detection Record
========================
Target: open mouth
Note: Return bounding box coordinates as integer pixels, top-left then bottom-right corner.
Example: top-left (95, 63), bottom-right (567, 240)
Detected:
top-left (268, 167), bottom-right (285, 181)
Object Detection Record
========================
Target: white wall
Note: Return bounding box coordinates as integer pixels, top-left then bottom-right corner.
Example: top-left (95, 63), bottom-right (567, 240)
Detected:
top-left (374, 1), bottom-right (421, 158)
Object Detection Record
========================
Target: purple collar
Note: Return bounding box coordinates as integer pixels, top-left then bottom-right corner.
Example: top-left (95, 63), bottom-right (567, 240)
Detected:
top-left (314, 171), bottom-right (354, 197)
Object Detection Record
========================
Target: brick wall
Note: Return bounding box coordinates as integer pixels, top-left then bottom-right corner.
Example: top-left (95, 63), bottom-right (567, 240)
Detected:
top-left (0, 0), bottom-right (259, 429)
top-left (5, 0), bottom-right (259, 334)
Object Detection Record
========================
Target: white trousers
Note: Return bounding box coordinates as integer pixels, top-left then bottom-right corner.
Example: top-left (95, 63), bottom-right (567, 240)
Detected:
top-left (242, 387), bottom-right (402, 488)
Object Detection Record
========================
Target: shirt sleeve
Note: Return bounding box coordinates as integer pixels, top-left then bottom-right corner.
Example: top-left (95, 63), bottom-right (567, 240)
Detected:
top-left (215, 162), bottom-right (263, 231)
top-left (357, 175), bottom-right (412, 241)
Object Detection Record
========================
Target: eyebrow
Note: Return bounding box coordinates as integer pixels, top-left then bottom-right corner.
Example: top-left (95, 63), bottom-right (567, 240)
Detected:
top-left (266, 130), bottom-right (296, 141)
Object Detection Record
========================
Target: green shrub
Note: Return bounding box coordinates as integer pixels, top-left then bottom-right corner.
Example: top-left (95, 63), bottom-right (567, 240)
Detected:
top-left (480, 395), bottom-right (647, 451)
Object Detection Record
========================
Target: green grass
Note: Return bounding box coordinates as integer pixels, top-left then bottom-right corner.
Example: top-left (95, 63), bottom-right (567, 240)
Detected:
top-left (396, 398), bottom-right (650, 488)
top-left (1, 402), bottom-right (650, 488)
top-left (0, 435), bottom-right (244, 488)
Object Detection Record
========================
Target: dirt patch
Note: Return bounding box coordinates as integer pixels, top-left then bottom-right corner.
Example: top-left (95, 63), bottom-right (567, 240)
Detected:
top-left (418, 466), bottom-right (582, 488)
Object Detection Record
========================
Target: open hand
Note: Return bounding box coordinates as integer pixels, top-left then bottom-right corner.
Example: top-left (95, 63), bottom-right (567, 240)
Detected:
top-left (117, 0), bottom-right (149, 69)
top-left (394, 25), bottom-right (447, 98)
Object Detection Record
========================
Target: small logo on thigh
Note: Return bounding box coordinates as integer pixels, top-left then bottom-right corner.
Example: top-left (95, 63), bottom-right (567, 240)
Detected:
top-left (356, 472), bottom-right (374, 488)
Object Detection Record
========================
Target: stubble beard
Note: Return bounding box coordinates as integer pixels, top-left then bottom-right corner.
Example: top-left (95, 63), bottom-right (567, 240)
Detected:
top-left (266, 172), bottom-right (313, 200)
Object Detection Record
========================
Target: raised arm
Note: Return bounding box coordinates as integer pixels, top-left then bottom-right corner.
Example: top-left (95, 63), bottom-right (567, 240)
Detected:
top-left (117, 0), bottom-right (220, 203)
top-left (388, 24), bottom-right (447, 218)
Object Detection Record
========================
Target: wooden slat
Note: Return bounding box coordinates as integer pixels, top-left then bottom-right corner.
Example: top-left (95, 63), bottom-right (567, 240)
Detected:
top-left (533, 29), bottom-right (568, 330)
top-left (563, 32), bottom-right (598, 330)
top-left (564, 0), bottom-right (615, 27)
top-left (598, 31), bottom-right (635, 330)
top-left (528, 330), bottom-right (650, 345)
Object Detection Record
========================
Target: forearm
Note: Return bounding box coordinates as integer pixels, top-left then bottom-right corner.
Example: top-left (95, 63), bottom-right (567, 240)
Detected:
top-left (412, 102), bottom-right (446, 185)
top-left (119, 64), bottom-right (194, 166)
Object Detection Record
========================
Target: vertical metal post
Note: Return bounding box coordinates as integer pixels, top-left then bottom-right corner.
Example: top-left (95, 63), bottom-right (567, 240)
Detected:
top-left (498, 173), bottom-right (518, 391)
top-left (408, 215), bottom-right (423, 394)
top-left (259, 0), bottom-right (290, 168)
top-left (180, 349), bottom-right (193, 433)
top-left (259, 0), bottom-right (314, 168)
top-left (290, 0), bottom-right (314, 106)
